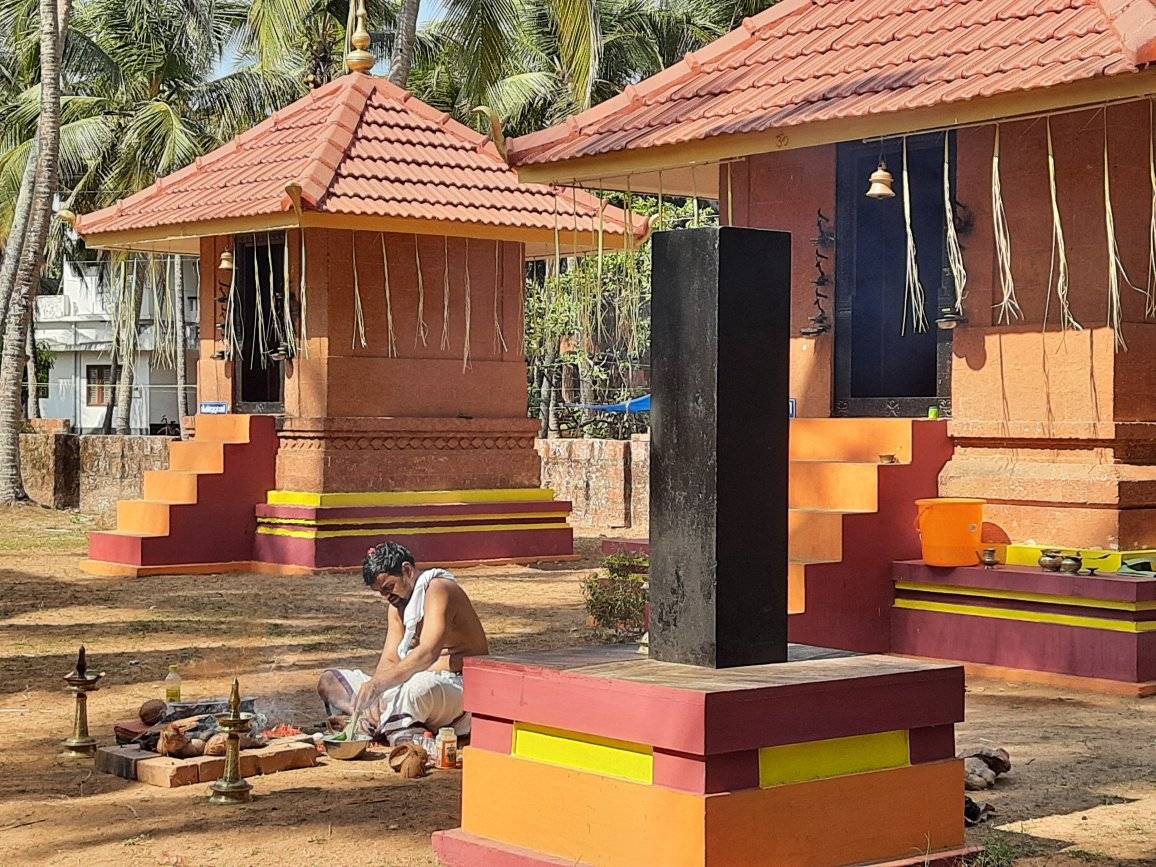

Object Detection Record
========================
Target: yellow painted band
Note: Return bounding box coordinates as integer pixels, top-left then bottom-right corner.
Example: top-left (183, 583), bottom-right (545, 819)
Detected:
top-left (267, 488), bottom-right (558, 507)
top-left (896, 581), bottom-right (1156, 612)
top-left (256, 522), bottom-right (570, 539)
top-left (894, 598), bottom-right (1156, 633)
top-left (758, 729), bottom-right (909, 788)
top-left (257, 511), bottom-right (568, 527)
top-left (1003, 544), bottom-right (1156, 575)
top-left (512, 723), bottom-right (653, 784)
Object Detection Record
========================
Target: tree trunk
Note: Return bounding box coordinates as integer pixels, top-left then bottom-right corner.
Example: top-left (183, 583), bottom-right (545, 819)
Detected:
top-left (101, 347), bottom-right (118, 435)
top-left (0, 0), bottom-right (63, 503)
top-left (24, 325), bottom-right (39, 420)
top-left (389, 0), bottom-right (421, 87)
top-left (0, 0), bottom-right (70, 330)
top-left (0, 143), bottom-right (39, 330)
top-left (578, 357), bottom-right (595, 428)
top-left (172, 257), bottom-right (189, 438)
top-left (537, 345), bottom-right (556, 439)
top-left (113, 265), bottom-right (145, 435)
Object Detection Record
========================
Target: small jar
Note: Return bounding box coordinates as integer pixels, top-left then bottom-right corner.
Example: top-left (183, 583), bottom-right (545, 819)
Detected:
top-left (435, 727), bottom-right (458, 770)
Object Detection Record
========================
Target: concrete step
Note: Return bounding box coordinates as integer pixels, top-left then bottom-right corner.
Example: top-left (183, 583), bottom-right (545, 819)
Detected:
top-left (115, 500), bottom-right (171, 536)
top-left (192, 413), bottom-right (256, 444)
top-left (168, 440), bottom-right (225, 473)
top-left (790, 418), bottom-right (915, 463)
top-left (142, 470), bottom-right (200, 504)
top-left (789, 461), bottom-right (881, 512)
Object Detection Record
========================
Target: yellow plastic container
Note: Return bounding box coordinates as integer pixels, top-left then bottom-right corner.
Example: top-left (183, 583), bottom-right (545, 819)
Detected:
top-left (914, 498), bottom-right (985, 567)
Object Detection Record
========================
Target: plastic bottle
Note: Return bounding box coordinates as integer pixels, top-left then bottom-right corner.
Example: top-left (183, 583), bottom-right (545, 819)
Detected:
top-left (164, 664), bottom-right (181, 703)
top-left (435, 727), bottom-right (458, 769)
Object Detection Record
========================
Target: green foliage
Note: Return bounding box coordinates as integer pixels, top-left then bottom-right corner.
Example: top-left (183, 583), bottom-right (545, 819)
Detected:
top-left (526, 193), bottom-right (717, 437)
top-left (583, 553), bottom-right (648, 632)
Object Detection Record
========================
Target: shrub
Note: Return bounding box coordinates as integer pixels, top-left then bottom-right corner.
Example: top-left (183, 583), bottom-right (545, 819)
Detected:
top-left (583, 551), bottom-right (649, 633)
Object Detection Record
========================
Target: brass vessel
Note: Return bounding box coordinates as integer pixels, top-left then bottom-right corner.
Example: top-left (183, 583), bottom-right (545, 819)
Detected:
top-left (1038, 549), bottom-right (1063, 572)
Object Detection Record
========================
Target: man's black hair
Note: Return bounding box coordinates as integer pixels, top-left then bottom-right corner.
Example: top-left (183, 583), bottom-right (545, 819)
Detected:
top-left (362, 541), bottom-right (416, 586)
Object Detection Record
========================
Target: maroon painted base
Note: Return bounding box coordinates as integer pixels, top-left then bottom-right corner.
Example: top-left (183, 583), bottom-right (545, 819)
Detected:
top-left (254, 526), bottom-right (575, 568)
top-left (893, 562), bottom-right (1156, 684)
top-left (433, 830), bottom-right (580, 867)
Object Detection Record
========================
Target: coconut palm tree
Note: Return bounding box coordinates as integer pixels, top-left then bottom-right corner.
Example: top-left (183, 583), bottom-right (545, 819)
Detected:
top-left (389, 0), bottom-right (421, 85)
top-left (408, 0), bottom-right (778, 137)
top-left (0, 0), bottom-right (63, 502)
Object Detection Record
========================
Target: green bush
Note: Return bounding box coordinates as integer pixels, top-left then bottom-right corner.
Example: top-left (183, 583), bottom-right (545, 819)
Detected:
top-left (583, 551), bottom-right (649, 633)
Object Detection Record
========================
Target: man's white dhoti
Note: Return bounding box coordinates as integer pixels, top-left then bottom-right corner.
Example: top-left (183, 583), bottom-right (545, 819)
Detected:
top-left (330, 668), bottom-right (470, 740)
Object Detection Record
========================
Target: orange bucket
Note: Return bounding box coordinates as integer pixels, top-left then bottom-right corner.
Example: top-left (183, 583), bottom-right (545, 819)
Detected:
top-left (914, 498), bottom-right (984, 567)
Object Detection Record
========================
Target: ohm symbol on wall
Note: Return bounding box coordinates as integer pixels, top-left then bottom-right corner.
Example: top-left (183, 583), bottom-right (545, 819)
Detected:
top-left (775, 133), bottom-right (790, 148)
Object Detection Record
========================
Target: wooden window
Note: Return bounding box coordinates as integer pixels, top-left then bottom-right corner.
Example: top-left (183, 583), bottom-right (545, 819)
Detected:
top-left (86, 365), bottom-right (113, 407)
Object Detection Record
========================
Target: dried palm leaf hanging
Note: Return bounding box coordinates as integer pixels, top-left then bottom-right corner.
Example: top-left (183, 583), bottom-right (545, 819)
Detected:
top-left (224, 246), bottom-right (241, 359)
top-left (414, 236), bottom-right (429, 346)
top-left (1046, 119), bottom-right (1079, 331)
top-left (251, 238), bottom-right (268, 364)
top-left (493, 240), bottom-right (507, 353)
top-left (991, 125), bottom-right (1020, 323)
top-left (463, 238), bottom-right (472, 371)
top-left (901, 138), bottom-right (928, 334)
top-left (595, 183), bottom-right (605, 345)
top-left (380, 233), bottom-right (397, 357)
top-left (281, 232), bottom-right (296, 356)
top-left (266, 233), bottom-right (284, 346)
top-left (440, 236), bottom-right (451, 350)
top-left (350, 231), bottom-right (367, 349)
top-left (298, 230), bottom-right (309, 357)
top-left (1148, 101), bottom-right (1156, 317)
top-left (943, 135), bottom-right (967, 315)
top-left (1103, 114), bottom-right (1138, 351)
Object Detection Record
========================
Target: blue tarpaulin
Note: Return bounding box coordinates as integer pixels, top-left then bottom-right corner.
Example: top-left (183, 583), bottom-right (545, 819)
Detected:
top-left (579, 394), bottom-right (651, 413)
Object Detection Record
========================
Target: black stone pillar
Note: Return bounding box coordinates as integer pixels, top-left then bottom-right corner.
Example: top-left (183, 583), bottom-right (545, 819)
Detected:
top-left (649, 227), bottom-right (792, 668)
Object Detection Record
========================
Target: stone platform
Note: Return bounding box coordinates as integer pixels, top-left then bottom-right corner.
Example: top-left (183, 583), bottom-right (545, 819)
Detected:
top-left (433, 644), bottom-right (970, 867)
top-left (892, 561), bottom-right (1156, 694)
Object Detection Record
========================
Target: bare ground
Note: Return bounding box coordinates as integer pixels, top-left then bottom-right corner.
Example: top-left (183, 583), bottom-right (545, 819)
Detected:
top-left (0, 505), bottom-right (1152, 866)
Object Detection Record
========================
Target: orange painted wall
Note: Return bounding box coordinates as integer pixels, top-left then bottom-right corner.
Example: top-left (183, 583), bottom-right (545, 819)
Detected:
top-left (728, 147), bottom-right (836, 418)
top-left (198, 228), bottom-right (529, 420)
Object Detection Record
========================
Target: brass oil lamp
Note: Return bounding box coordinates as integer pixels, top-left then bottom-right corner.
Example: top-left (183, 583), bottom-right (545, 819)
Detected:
top-left (208, 678), bottom-right (254, 805)
top-left (62, 646), bottom-right (104, 758)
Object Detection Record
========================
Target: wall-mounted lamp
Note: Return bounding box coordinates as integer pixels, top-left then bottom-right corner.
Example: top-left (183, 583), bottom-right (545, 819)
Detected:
top-left (935, 307), bottom-right (967, 330)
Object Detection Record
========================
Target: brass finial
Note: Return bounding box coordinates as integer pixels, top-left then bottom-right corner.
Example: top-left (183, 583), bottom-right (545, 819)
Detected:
top-left (346, 0), bottom-right (375, 73)
top-left (228, 677), bottom-right (241, 714)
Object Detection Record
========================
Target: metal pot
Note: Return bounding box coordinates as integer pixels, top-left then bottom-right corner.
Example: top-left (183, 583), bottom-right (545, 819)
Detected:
top-left (1059, 554), bottom-right (1083, 575)
top-left (1038, 549), bottom-right (1063, 572)
top-left (980, 548), bottom-right (999, 570)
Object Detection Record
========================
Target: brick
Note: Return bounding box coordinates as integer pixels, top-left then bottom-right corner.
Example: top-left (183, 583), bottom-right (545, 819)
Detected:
top-left (95, 745), bottom-right (160, 781)
top-left (190, 755), bottom-right (226, 783)
top-left (135, 756), bottom-right (200, 788)
top-left (113, 717), bottom-right (151, 745)
top-left (256, 742), bottom-right (318, 775)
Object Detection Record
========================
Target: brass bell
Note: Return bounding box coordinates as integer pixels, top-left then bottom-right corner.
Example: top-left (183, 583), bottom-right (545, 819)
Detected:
top-left (218, 249), bottom-right (235, 272)
top-left (866, 161), bottom-right (895, 199)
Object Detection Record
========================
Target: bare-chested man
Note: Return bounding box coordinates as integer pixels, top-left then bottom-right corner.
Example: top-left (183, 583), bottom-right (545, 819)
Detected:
top-left (317, 541), bottom-right (488, 743)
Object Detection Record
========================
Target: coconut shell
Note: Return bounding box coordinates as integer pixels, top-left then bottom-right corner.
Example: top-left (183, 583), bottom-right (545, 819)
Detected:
top-left (388, 744), bottom-right (428, 777)
top-left (138, 699), bottom-right (166, 726)
top-left (399, 753), bottom-right (427, 779)
top-left (204, 733), bottom-right (227, 756)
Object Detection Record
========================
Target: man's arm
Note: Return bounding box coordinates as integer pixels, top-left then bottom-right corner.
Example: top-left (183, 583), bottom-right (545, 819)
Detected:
top-left (354, 581), bottom-right (454, 711)
top-left (351, 605), bottom-right (404, 714)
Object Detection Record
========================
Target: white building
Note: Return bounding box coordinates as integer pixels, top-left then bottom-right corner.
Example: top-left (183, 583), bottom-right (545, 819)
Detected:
top-left (33, 258), bottom-right (199, 433)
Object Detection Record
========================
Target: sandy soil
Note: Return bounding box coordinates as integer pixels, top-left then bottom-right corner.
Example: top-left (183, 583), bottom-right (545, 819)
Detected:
top-left (0, 505), bottom-right (1152, 866)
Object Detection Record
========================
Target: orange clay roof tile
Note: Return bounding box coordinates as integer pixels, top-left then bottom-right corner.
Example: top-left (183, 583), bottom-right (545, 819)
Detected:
top-left (508, 0), bottom-right (1156, 167)
top-left (75, 75), bottom-right (643, 242)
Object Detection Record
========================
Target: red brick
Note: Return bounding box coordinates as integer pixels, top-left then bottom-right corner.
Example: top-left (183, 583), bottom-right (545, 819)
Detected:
top-left (256, 742), bottom-right (318, 775)
top-left (135, 757), bottom-right (200, 788)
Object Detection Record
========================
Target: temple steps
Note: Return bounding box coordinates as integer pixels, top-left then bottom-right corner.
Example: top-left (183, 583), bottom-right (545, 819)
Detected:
top-left (82, 415), bottom-right (279, 575)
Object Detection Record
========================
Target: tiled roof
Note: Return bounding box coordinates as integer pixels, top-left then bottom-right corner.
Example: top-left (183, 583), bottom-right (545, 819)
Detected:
top-left (76, 74), bottom-right (645, 243)
top-left (508, 0), bottom-right (1156, 168)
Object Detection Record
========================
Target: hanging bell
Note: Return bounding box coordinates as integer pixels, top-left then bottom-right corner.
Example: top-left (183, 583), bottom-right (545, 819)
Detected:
top-left (218, 249), bottom-right (235, 272)
top-left (866, 161), bottom-right (896, 199)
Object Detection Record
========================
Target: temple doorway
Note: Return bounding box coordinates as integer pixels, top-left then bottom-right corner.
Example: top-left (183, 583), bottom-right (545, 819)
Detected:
top-left (233, 235), bottom-right (286, 413)
top-left (834, 133), bottom-right (953, 417)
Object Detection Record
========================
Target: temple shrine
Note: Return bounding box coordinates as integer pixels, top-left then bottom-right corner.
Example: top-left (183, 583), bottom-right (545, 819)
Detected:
top-left (73, 11), bottom-right (646, 576)
top-left (507, 0), bottom-right (1156, 694)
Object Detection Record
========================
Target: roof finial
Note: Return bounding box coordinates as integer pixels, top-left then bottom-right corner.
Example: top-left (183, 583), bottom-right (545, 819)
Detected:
top-left (346, 0), bottom-right (375, 74)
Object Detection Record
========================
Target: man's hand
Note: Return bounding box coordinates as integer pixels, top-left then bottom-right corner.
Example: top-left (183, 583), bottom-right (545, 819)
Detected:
top-left (353, 677), bottom-right (387, 717)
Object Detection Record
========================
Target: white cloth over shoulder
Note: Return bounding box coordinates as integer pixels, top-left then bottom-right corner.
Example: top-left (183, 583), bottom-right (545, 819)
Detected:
top-left (399, 567), bottom-right (454, 658)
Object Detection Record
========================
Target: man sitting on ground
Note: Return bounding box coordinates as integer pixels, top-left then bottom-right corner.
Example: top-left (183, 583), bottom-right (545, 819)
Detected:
top-left (317, 541), bottom-right (488, 743)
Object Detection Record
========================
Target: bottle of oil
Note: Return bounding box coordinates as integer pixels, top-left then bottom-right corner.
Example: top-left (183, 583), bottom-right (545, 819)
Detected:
top-left (164, 664), bottom-right (181, 703)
